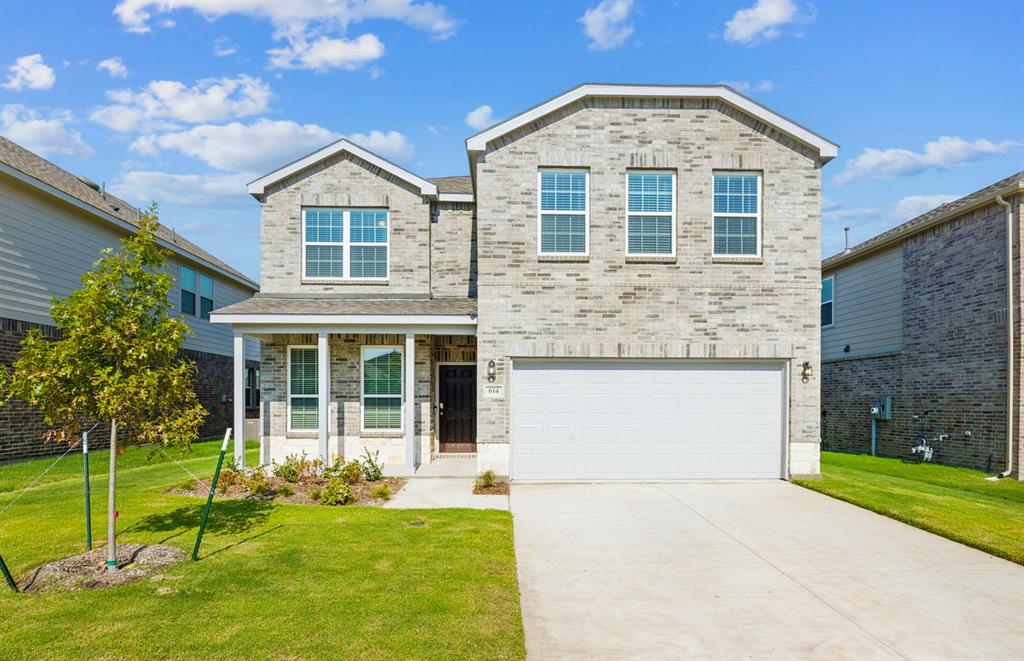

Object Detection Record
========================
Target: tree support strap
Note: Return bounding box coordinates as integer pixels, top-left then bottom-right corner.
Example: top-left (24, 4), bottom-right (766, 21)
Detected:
top-left (0, 552), bottom-right (17, 592)
top-left (192, 428), bottom-right (232, 561)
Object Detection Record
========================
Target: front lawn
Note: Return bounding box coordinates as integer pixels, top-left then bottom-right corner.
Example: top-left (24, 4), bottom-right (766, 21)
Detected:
top-left (795, 451), bottom-right (1024, 564)
top-left (0, 439), bottom-right (524, 659)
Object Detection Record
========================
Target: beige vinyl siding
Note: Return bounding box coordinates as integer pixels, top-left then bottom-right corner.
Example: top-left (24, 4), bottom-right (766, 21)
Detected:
top-left (0, 175), bottom-right (259, 360)
top-left (822, 246), bottom-right (904, 361)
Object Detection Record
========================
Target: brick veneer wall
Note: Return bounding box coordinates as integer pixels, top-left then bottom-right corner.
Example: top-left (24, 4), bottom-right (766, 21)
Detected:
top-left (0, 317), bottom-right (258, 462)
top-left (822, 195), bottom-right (1022, 474)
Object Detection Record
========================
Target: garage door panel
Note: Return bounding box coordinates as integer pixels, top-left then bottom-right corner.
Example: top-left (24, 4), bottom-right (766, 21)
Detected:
top-left (511, 361), bottom-right (784, 480)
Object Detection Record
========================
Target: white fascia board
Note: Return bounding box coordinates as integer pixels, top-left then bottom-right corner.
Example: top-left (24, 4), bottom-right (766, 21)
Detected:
top-left (210, 313), bottom-right (477, 326)
top-left (0, 163), bottom-right (259, 291)
top-left (437, 193), bottom-right (474, 203)
top-left (465, 84), bottom-right (839, 163)
top-left (247, 139), bottom-right (439, 197)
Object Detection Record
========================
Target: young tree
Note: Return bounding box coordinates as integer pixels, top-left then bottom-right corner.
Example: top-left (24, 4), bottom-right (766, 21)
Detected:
top-left (0, 206), bottom-right (206, 569)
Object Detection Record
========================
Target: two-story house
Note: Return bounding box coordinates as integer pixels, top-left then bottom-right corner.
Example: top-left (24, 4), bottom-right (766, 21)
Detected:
top-left (212, 83), bottom-right (838, 479)
top-left (0, 136), bottom-right (261, 461)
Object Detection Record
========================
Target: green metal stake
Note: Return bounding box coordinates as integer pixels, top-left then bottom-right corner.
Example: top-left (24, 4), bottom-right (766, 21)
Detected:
top-left (82, 430), bottom-right (93, 551)
top-left (0, 552), bottom-right (17, 592)
top-left (192, 428), bottom-right (231, 561)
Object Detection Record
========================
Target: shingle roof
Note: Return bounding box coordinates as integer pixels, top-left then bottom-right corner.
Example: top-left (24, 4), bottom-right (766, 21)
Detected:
top-left (823, 171), bottom-right (1024, 271)
top-left (212, 295), bottom-right (477, 317)
top-left (0, 136), bottom-right (258, 290)
top-left (428, 175), bottom-right (473, 195)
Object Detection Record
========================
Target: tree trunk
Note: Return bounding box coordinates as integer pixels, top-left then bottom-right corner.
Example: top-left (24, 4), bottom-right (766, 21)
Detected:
top-left (106, 418), bottom-right (117, 570)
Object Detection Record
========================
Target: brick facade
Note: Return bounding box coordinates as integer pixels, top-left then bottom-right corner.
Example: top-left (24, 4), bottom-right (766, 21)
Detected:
top-left (822, 194), bottom-right (1023, 474)
top-left (0, 316), bottom-right (258, 462)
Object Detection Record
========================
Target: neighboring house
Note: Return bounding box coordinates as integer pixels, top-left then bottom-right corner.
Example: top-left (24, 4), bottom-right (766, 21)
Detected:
top-left (0, 136), bottom-right (261, 461)
top-left (821, 172), bottom-right (1022, 477)
top-left (212, 83), bottom-right (838, 479)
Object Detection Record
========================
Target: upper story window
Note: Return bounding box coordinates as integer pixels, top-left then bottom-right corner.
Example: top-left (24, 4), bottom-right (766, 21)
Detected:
top-left (303, 208), bottom-right (389, 281)
top-left (180, 266), bottom-right (213, 319)
top-left (821, 276), bottom-right (834, 328)
top-left (538, 170), bottom-right (588, 255)
top-left (713, 172), bottom-right (761, 257)
top-left (626, 171), bottom-right (675, 256)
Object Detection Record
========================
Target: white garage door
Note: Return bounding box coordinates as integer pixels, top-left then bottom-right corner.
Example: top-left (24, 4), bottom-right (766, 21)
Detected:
top-left (511, 361), bottom-right (786, 481)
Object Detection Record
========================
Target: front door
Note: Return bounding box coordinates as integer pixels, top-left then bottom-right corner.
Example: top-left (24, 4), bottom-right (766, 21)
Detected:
top-left (438, 365), bottom-right (477, 453)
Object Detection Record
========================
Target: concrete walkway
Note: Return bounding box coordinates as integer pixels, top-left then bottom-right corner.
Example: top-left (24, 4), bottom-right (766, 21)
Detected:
top-left (512, 481), bottom-right (1024, 660)
top-left (385, 477), bottom-right (508, 510)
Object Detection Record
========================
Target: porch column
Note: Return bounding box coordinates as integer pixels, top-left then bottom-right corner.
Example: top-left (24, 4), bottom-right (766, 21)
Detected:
top-left (233, 332), bottom-right (245, 469)
top-left (317, 331), bottom-right (330, 464)
top-left (405, 332), bottom-right (416, 474)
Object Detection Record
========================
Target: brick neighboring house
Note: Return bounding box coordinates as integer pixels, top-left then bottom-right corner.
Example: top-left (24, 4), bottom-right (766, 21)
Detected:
top-left (0, 136), bottom-right (261, 461)
top-left (212, 83), bottom-right (838, 480)
top-left (821, 172), bottom-right (1023, 477)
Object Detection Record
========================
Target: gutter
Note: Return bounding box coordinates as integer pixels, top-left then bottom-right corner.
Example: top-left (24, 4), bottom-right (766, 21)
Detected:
top-left (995, 194), bottom-right (1016, 478)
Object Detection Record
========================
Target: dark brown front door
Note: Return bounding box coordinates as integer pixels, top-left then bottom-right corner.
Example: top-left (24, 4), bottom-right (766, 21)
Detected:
top-left (438, 365), bottom-right (476, 453)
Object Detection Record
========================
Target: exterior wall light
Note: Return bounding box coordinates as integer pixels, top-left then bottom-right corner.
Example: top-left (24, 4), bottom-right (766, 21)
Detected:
top-left (801, 361), bottom-right (813, 384)
top-left (487, 359), bottom-right (496, 383)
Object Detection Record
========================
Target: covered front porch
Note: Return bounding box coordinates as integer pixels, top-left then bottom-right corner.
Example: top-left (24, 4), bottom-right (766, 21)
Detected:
top-left (210, 296), bottom-right (478, 474)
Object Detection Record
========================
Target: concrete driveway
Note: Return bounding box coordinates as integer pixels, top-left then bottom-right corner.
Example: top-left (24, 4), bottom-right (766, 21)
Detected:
top-left (512, 481), bottom-right (1024, 660)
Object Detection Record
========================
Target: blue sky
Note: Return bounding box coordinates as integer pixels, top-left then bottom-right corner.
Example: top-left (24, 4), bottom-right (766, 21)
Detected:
top-left (1, 0), bottom-right (1021, 279)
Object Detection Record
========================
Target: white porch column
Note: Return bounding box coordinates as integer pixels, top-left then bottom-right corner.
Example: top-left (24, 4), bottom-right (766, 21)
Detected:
top-left (405, 332), bottom-right (416, 474)
top-left (233, 332), bottom-right (246, 469)
top-left (317, 331), bottom-right (330, 464)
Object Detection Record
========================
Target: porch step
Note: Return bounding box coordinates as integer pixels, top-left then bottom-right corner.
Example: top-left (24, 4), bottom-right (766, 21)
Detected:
top-left (431, 452), bottom-right (477, 461)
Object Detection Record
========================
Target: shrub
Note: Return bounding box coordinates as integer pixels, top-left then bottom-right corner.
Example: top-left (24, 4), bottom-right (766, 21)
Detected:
top-left (370, 484), bottom-right (392, 501)
top-left (320, 477), bottom-right (354, 506)
top-left (176, 478), bottom-right (197, 491)
top-left (361, 449), bottom-right (384, 482)
top-left (310, 488), bottom-right (322, 502)
top-left (339, 459), bottom-right (363, 485)
top-left (320, 457), bottom-right (343, 479)
top-left (272, 454), bottom-right (301, 483)
top-left (277, 484), bottom-right (295, 497)
top-left (242, 466), bottom-right (272, 497)
top-left (475, 470), bottom-right (496, 489)
top-left (219, 459), bottom-right (240, 489)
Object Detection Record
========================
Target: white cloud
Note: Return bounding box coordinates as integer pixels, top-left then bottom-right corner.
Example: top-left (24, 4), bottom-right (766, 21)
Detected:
top-left (347, 129), bottom-right (413, 162)
top-left (0, 105), bottom-right (93, 157)
top-left (90, 75), bottom-right (272, 132)
top-left (3, 54), bottom-right (56, 91)
top-left (718, 79), bottom-right (774, 93)
top-left (130, 119), bottom-right (339, 173)
top-left (212, 36), bottom-right (237, 57)
top-left (97, 57), bottom-right (129, 79)
top-left (822, 207), bottom-right (877, 221)
top-left (888, 194), bottom-right (961, 221)
top-left (821, 195), bottom-right (839, 211)
top-left (113, 0), bottom-right (458, 70)
top-left (109, 171), bottom-right (250, 207)
top-left (723, 0), bottom-right (808, 45)
top-left (268, 34), bottom-right (385, 72)
top-left (465, 104), bottom-right (495, 130)
top-left (579, 0), bottom-right (634, 51)
top-left (835, 136), bottom-right (1020, 184)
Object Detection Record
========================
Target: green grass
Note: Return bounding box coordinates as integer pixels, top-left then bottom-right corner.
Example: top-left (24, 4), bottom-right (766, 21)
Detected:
top-left (0, 443), bottom-right (524, 659)
top-left (795, 451), bottom-right (1024, 564)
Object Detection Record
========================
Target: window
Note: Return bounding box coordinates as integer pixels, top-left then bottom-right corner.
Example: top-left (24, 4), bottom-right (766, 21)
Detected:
top-left (180, 266), bottom-right (196, 315)
top-left (245, 367), bottom-right (261, 408)
top-left (538, 170), bottom-right (588, 254)
top-left (288, 347), bottom-right (318, 431)
top-left (713, 172), bottom-right (761, 256)
top-left (362, 346), bottom-right (402, 431)
top-left (303, 208), bottom-right (388, 280)
top-left (199, 274), bottom-right (214, 320)
top-left (626, 171), bottom-right (675, 255)
top-left (821, 276), bottom-right (834, 328)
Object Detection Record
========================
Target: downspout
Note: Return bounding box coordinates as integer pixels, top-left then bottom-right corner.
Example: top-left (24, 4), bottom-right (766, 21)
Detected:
top-left (995, 194), bottom-right (1015, 478)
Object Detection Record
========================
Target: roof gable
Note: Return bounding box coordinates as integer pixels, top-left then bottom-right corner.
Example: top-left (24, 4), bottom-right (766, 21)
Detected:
top-left (465, 83), bottom-right (839, 163)
top-left (247, 139), bottom-right (438, 198)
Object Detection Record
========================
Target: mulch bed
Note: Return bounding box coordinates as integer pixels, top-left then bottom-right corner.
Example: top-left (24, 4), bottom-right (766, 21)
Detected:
top-left (473, 481), bottom-right (510, 496)
top-left (18, 544), bottom-right (185, 593)
top-left (170, 474), bottom-right (406, 506)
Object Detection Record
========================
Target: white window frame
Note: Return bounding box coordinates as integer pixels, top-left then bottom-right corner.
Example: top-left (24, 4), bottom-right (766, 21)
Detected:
top-left (360, 345), bottom-right (404, 433)
top-left (711, 171), bottom-right (763, 258)
top-left (287, 345), bottom-right (319, 433)
top-left (536, 169), bottom-right (590, 257)
top-left (624, 170), bottom-right (677, 257)
top-left (821, 275), bottom-right (835, 329)
top-left (301, 208), bottom-right (390, 282)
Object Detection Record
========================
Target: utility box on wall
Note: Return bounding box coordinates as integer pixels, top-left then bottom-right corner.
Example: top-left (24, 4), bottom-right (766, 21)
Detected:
top-left (871, 395), bottom-right (894, 421)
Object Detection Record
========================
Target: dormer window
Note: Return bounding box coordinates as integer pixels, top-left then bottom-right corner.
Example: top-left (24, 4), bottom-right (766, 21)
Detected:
top-left (303, 208), bottom-right (389, 281)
